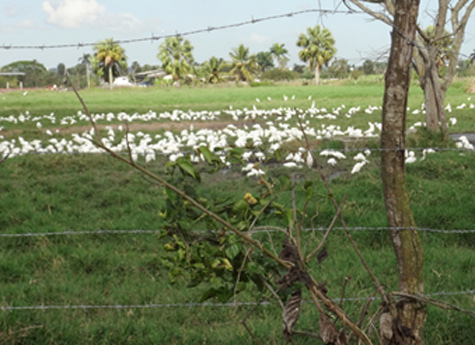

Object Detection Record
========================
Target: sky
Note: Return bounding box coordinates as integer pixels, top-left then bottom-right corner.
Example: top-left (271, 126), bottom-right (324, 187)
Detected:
top-left (1, 0), bottom-right (474, 70)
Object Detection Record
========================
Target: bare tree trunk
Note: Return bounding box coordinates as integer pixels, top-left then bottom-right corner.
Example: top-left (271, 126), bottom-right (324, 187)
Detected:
top-left (108, 65), bottom-right (113, 91)
top-left (422, 64), bottom-right (447, 133)
top-left (86, 66), bottom-right (91, 89)
top-left (315, 64), bottom-right (320, 85)
top-left (415, 47), bottom-right (448, 133)
top-left (381, 0), bottom-right (426, 344)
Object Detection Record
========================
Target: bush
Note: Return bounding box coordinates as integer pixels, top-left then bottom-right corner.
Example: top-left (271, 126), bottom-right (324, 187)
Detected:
top-left (261, 68), bottom-right (298, 81)
top-left (250, 80), bottom-right (274, 87)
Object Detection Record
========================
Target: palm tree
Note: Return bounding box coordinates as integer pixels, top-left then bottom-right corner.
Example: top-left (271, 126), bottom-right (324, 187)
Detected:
top-left (78, 53), bottom-right (91, 88)
top-left (269, 43), bottom-right (289, 69)
top-left (203, 56), bottom-right (225, 84)
top-left (256, 51), bottom-right (274, 72)
top-left (229, 45), bottom-right (259, 83)
top-left (93, 39), bottom-right (127, 90)
top-left (297, 26), bottom-right (336, 85)
top-left (158, 36), bottom-right (194, 82)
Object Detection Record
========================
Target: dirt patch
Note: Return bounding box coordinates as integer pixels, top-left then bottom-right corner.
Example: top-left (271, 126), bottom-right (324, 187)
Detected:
top-left (1, 120), bottom-right (255, 138)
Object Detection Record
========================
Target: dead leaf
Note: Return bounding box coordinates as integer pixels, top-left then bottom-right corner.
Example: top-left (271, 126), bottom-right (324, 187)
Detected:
top-left (283, 289), bottom-right (302, 342)
top-left (319, 312), bottom-right (339, 344)
top-left (338, 328), bottom-right (348, 344)
top-left (316, 247), bottom-right (328, 265)
top-left (380, 312), bottom-right (394, 344)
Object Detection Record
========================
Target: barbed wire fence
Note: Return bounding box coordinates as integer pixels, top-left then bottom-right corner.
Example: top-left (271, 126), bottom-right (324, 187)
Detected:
top-left (2, 290), bottom-right (474, 312)
top-left (0, 7), bottom-right (473, 61)
top-left (0, 4), bottom-right (474, 324)
top-left (1, 226), bottom-right (475, 238)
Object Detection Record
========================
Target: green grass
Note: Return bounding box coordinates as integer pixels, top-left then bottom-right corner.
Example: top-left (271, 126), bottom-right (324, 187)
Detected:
top-left (1, 150), bottom-right (474, 344)
top-left (1, 80), bottom-right (474, 131)
top-left (1, 81), bottom-right (474, 344)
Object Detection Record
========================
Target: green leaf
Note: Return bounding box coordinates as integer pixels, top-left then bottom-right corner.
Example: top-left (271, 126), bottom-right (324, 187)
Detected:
top-left (226, 148), bottom-right (245, 165)
top-left (199, 146), bottom-right (221, 165)
top-left (305, 186), bottom-right (313, 200)
top-left (263, 242), bottom-right (274, 254)
top-left (164, 187), bottom-right (177, 203)
top-left (279, 174), bottom-right (292, 190)
top-left (199, 287), bottom-right (220, 302)
top-left (176, 157), bottom-right (199, 181)
top-left (285, 209), bottom-right (294, 228)
top-left (232, 199), bottom-right (249, 213)
top-left (225, 243), bottom-right (242, 260)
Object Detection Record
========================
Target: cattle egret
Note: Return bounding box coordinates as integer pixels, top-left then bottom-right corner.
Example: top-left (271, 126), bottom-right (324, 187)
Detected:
top-left (353, 153), bottom-right (367, 161)
top-left (351, 160), bottom-right (367, 174)
top-left (320, 149), bottom-right (346, 160)
top-left (306, 152), bottom-right (314, 168)
top-left (405, 151), bottom-right (417, 164)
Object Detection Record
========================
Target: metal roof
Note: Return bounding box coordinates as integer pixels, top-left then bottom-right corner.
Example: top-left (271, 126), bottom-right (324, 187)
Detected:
top-left (0, 72), bottom-right (25, 76)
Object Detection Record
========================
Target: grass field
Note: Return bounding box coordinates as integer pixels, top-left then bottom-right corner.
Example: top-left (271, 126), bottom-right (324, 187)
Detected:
top-left (1, 80), bottom-right (474, 344)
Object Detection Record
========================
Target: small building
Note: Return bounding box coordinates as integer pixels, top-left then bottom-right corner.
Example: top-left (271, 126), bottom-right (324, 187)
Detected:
top-left (113, 76), bottom-right (133, 87)
top-left (133, 69), bottom-right (166, 85)
top-left (0, 72), bottom-right (26, 89)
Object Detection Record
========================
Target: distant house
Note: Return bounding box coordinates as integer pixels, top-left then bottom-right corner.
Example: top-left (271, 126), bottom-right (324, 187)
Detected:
top-left (133, 69), bottom-right (166, 85)
top-left (113, 76), bottom-right (133, 87)
top-left (0, 72), bottom-right (25, 89)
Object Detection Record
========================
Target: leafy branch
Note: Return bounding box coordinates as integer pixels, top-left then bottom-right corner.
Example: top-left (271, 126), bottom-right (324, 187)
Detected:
top-left (70, 80), bottom-right (378, 344)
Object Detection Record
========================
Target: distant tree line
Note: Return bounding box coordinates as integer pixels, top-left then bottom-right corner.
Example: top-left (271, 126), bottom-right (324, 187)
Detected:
top-left (1, 25), bottom-right (474, 89)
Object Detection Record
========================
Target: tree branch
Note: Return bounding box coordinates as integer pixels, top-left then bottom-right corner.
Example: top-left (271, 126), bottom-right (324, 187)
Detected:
top-left (392, 292), bottom-right (475, 318)
top-left (69, 81), bottom-right (293, 270)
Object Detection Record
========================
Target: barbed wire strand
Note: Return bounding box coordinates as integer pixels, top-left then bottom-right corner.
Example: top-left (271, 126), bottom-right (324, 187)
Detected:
top-left (0, 9), bottom-right (355, 50)
top-left (1, 146), bottom-right (473, 160)
top-left (0, 7), bottom-right (473, 61)
top-left (1, 290), bottom-right (473, 311)
top-left (1, 226), bottom-right (474, 238)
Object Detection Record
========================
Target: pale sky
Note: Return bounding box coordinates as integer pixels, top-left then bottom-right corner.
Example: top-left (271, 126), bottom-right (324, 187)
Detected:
top-left (1, 0), bottom-right (474, 70)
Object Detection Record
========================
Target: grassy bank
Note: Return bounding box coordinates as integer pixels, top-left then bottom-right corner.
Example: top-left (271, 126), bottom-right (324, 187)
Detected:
top-left (1, 81), bottom-right (474, 344)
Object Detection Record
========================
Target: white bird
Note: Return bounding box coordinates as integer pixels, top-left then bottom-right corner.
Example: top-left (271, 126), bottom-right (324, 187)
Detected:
top-left (456, 136), bottom-right (474, 150)
top-left (246, 168), bottom-right (265, 177)
top-left (353, 153), bottom-right (367, 161)
top-left (283, 162), bottom-right (299, 168)
top-left (320, 149), bottom-right (346, 160)
top-left (421, 148), bottom-right (435, 160)
top-left (327, 158), bottom-right (337, 166)
top-left (306, 152), bottom-right (314, 168)
top-left (405, 151), bottom-right (417, 164)
top-left (351, 160), bottom-right (367, 174)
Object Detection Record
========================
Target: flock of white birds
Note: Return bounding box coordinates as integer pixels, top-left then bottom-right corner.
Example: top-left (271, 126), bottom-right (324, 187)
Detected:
top-left (0, 95), bottom-right (473, 177)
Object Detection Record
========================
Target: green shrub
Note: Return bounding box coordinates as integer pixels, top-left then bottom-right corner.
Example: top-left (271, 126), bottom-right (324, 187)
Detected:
top-left (261, 68), bottom-right (298, 81)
